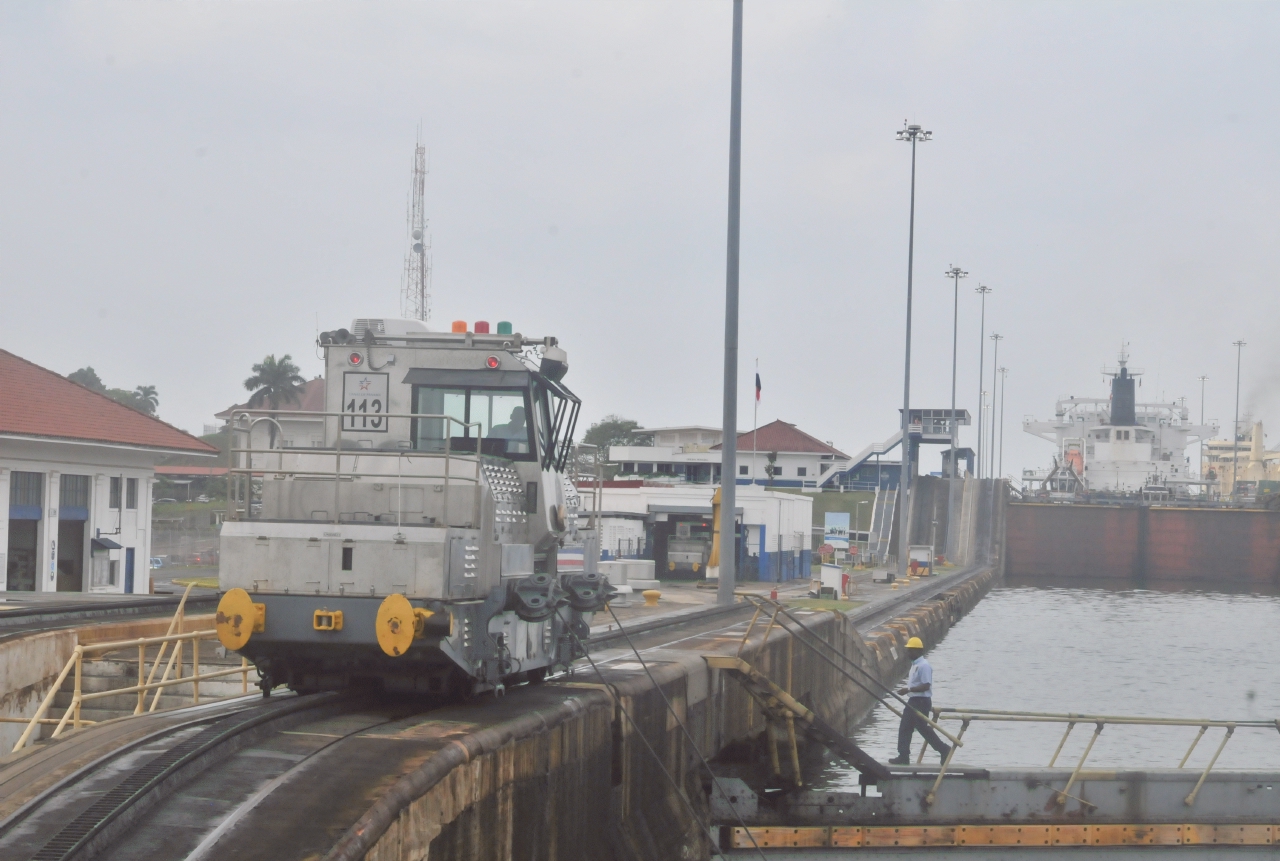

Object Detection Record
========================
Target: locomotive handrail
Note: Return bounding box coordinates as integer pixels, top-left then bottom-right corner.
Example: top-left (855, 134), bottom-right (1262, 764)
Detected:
top-left (227, 409), bottom-right (484, 525)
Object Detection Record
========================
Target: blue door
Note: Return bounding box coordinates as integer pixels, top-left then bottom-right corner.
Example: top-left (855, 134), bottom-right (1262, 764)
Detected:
top-left (125, 548), bottom-right (135, 594)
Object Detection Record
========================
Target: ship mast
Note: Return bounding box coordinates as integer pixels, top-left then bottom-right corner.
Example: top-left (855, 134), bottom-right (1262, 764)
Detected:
top-left (401, 131), bottom-right (431, 323)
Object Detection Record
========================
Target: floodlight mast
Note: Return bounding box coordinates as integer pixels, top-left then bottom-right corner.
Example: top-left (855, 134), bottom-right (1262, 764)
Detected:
top-left (944, 264), bottom-right (967, 558)
top-left (974, 284), bottom-right (992, 479)
top-left (895, 122), bottom-right (931, 580)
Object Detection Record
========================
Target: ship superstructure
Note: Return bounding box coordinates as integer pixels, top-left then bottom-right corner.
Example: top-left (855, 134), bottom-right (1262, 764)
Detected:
top-left (1022, 352), bottom-right (1217, 498)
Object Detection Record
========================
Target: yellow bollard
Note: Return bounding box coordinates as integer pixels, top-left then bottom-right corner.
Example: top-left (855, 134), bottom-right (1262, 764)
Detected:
top-left (642, 590), bottom-right (661, 607)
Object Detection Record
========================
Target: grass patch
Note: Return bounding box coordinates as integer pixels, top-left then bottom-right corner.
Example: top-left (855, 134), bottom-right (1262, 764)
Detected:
top-left (785, 598), bottom-right (866, 612)
top-left (170, 576), bottom-right (220, 589)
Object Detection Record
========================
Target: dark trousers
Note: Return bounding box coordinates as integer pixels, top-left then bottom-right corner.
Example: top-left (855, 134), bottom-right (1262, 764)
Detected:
top-left (897, 696), bottom-right (948, 759)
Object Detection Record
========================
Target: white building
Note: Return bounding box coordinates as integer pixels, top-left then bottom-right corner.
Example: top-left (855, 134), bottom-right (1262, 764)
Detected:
top-left (610, 420), bottom-right (850, 490)
top-left (575, 481), bottom-right (814, 582)
top-left (215, 376), bottom-right (326, 450)
top-left (1, 350), bottom-right (218, 593)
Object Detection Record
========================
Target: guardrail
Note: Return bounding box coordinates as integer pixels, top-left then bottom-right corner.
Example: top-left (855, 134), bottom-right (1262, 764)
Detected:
top-left (920, 707), bottom-right (1280, 808)
top-left (5, 584), bottom-right (253, 751)
top-left (227, 408), bottom-right (483, 526)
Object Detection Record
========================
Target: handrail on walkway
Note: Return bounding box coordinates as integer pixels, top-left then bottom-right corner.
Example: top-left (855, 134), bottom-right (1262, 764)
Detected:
top-left (7, 583), bottom-right (252, 752)
top-left (918, 706), bottom-right (1280, 808)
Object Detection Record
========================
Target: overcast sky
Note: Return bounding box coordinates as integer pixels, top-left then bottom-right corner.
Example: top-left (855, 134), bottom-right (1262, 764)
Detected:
top-left (3, 1), bottom-right (1278, 478)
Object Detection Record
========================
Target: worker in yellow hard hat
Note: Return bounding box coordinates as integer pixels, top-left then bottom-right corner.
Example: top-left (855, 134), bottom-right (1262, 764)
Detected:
top-left (888, 636), bottom-right (951, 766)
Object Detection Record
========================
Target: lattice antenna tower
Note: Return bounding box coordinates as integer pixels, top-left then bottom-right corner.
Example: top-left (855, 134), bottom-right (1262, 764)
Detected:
top-left (401, 132), bottom-right (432, 322)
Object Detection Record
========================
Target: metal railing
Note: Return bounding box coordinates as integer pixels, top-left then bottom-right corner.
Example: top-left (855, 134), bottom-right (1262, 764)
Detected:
top-left (919, 706), bottom-right (1280, 808)
top-left (6, 584), bottom-right (253, 751)
top-left (227, 409), bottom-right (483, 526)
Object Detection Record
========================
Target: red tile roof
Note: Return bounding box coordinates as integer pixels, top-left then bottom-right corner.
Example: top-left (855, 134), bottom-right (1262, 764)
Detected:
top-left (0, 350), bottom-right (218, 454)
top-left (713, 420), bottom-right (850, 458)
top-left (155, 465), bottom-right (228, 476)
top-left (215, 376), bottom-right (325, 419)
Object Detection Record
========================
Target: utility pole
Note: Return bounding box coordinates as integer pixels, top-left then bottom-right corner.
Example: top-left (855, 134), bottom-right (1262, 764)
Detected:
top-left (974, 285), bottom-right (992, 479)
top-left (1232, 341), bottom-right (1246, 499)
top-left (716, 0), bottom-right (744, 607)
top-left (944, 264), bottom-right (966, 558)
top-left (989, 334), bottom-right (1003, 480)
top-left (895, 121), bottom-right (932, 579)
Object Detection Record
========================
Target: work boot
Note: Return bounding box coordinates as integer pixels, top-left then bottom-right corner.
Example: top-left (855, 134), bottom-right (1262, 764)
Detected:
top-left (938, 745), bottom-right (952, 762)
top-left (888, 755), bottom-right (910, 765)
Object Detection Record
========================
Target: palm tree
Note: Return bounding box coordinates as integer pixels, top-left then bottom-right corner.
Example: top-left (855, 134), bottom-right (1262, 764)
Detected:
top-left (243, 355), bottom-right (305, 448)
top-left (133, 385), bottom-right (159, 415)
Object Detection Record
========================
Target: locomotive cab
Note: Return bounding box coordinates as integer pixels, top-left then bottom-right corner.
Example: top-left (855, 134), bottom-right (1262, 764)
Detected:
top-left (215, 318), bottom-right (610, 695)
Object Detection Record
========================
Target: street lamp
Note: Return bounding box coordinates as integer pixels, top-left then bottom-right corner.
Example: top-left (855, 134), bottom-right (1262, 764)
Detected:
top-left (1232, 340), bottom-right (1246, 499)
top-left (989, 334), bottom-right (1003, 479)
top-left (974, 285), bottom-right (992, 478)
top-left (944, 264), bottom-right (967, 558)
top-left (895, 121), bottom-right (932, 579)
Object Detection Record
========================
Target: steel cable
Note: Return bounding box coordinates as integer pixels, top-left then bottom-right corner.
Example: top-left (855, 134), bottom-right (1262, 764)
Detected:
top-left (566, 627), bottom-right (738, 861)
top-left (605, 603), bottom-right (768, 861)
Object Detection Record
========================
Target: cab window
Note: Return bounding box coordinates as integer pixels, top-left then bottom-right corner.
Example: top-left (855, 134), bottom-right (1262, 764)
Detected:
top-left (413, 386), bottom-right (534, 459)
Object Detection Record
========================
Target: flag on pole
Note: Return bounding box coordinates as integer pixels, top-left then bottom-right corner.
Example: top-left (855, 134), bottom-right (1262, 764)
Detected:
top-left (755, 372), bottom-right (761, 402)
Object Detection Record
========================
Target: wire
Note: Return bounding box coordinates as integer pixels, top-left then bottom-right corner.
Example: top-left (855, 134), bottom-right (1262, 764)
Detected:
top-left (606, 604), bottom-right (768, 861)
top-left (566, 628), bottom-right (734, 861)
top-left (740, 595), bottom-right (961, 744)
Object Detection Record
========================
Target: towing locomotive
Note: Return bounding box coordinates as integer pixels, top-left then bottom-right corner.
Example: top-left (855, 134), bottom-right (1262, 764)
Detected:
top-left (214, 317), bottom-right (612, 695)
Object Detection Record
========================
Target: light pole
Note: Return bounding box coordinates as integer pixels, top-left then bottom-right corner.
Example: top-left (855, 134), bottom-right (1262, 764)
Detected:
top-left (895, 121), bottom-right (932, 579)
top-left (716, 0), bottom-right (744, 606)
top-left (974, 285), bottom-right (992, 479)
top-left (998, 367), bottom-right (1008, 479)
top-left (1232, 340), bottom-right (1246, 500)
top-left (1197, 374), bottom-right (1208, 482)
top-left (988, 334), bottom-right (1003, 479)
top-left (944, 264), bottom-right (967, 557)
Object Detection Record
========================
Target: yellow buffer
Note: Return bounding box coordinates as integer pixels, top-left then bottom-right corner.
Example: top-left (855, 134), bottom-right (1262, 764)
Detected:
top-left (216, 588), bottom-right (265, 651)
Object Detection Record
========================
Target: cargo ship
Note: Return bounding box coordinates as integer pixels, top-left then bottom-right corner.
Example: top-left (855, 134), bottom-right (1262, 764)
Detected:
top-left (1021, 351), bottom-right (1217, 501)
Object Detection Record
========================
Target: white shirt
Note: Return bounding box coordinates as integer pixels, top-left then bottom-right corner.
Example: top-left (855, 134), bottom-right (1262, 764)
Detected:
top-left (907, 656), bottom-right (934, 700)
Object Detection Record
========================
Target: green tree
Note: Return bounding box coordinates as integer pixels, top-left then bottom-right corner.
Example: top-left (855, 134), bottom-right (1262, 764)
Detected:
top-left (581, 415), bottom-right (651, 479)
top-left (132, 385), bottom-right (159, 415)
top-left (582, 415), bottom-right (652, 449)
top-left (68, 367), bottom-right (106, 391)
top-left (243, 354), bottom-right (305, 448)
top-left (68, 367), bottom-right (159, 415)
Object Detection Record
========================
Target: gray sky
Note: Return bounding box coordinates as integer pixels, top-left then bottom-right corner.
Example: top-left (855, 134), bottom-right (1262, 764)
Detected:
top-left (3, 1), bottom-right (1278, 477)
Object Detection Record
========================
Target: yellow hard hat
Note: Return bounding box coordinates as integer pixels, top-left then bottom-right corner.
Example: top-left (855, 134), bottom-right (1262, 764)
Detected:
top-left (905, 636), bottom-right (924, 649)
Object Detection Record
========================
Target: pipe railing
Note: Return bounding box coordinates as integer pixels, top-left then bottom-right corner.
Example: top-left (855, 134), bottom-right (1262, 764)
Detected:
top-left (226, 409), bottom-right (483, 526)
top-left (919, 707), bottom-right (1280, 807)
top-left (7, 584), bottom-right (254, 751)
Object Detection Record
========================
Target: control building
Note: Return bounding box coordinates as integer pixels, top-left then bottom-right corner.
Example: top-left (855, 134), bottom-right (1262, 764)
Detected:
top-left (0, 350), bottom-right (218, 593)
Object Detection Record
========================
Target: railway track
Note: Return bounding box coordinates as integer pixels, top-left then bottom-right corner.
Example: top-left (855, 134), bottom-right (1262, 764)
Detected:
top-left (0, 680), bottom-right (598, 861)
top-left (0, 577), bottom-right (980, 860)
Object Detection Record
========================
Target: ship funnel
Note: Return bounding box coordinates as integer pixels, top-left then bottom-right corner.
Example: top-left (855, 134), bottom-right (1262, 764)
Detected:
top-left (1109, 365), bottom-right (1136, 426)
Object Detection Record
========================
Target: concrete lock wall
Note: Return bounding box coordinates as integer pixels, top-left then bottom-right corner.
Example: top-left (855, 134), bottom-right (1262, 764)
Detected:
top-left (350, 568), bottom-right (1000, 861)
top-left (0, 629), bottom-right (78, 751)
top-left (1006, 503), bottom-right (1280, 582)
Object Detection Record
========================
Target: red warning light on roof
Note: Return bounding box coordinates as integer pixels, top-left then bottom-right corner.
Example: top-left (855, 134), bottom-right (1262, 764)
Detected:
top-left (485, 355), bottom-right (500, 369)
top-left (474, 321), bottom-right (491, 334)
